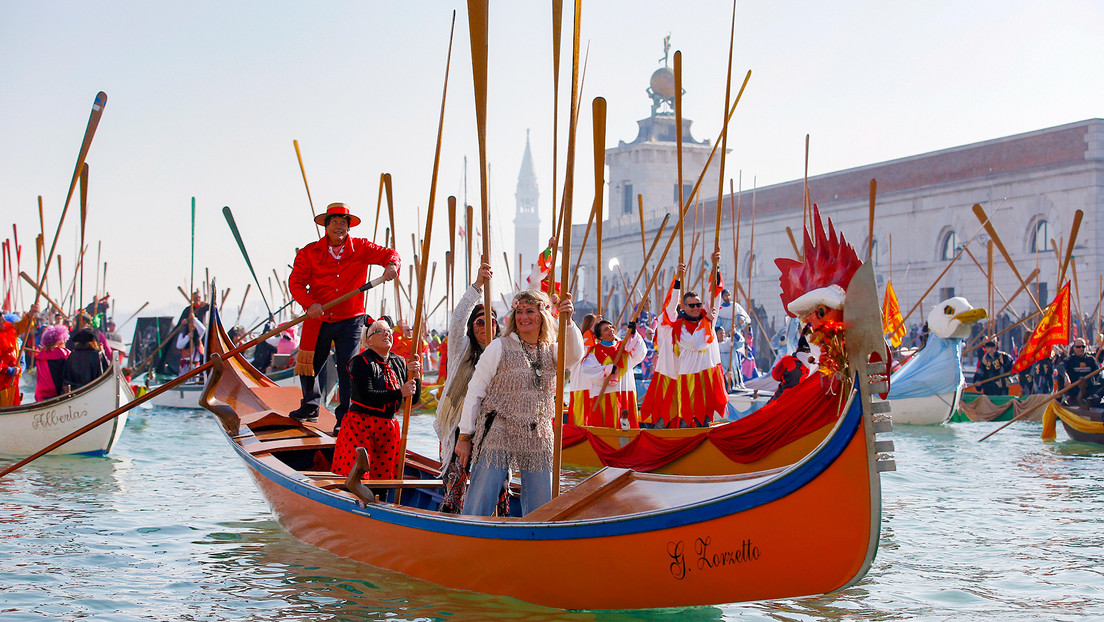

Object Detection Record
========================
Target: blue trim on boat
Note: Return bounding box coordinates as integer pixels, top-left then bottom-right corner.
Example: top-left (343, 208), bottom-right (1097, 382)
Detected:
top-left (228, 387), bottom-right (864, 541)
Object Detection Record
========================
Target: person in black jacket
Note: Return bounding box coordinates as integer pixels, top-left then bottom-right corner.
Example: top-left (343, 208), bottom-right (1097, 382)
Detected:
top-left (974, 340), bottom-right (1014, 396)
top-left (329, 317), bottom-right (421, 480)
top-left (62, 328), bottom-right (109, 392)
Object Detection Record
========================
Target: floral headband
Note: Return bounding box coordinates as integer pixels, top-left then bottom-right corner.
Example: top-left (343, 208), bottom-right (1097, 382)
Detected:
top-left (511, 293), bottom-right (552, 311)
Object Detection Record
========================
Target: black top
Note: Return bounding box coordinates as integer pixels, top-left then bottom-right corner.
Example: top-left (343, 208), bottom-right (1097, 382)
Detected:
top-left (63, 344), bottom-right (109, 391)
top-left (347, 349), bottom-right (421, 418)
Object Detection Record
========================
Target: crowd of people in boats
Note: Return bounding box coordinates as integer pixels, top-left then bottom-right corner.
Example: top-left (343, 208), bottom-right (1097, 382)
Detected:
top-left (0, 296), bottom-right (127, 408)
top-left (4, 199), bottom-right (1095, 515)
top-left (973, 336), bottom-right (1104, 407)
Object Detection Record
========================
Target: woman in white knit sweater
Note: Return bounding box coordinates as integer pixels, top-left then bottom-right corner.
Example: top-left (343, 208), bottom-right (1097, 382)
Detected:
top-left (456, 289), bottom-right (583, 517)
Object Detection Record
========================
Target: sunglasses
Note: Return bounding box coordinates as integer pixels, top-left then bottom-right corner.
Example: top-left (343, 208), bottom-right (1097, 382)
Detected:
top-left (1073, 345), bottom-right (1086, 349)
top-left (685, 302), bottom-right (702, 309)
top-left (368, 330), bottom-right (392, 338)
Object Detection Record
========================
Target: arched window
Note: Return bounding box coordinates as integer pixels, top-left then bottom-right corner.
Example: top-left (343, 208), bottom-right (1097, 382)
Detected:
top-left (1031, 219), bottom-right (1050, 253)
top-left (744, 252), bottom-right (760, 277)
top-left (940, 230), bottom-right (958, 261)
top-left (867, 238), bottom-right (880, 265)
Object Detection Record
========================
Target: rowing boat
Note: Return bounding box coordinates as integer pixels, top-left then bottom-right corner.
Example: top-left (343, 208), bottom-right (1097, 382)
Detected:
top-left (198, 261), bottom-right (894, 609)
top-left (0, 362), bottom-right (131, 457)
top-left (1042, 400), bottom-right (1104, 445)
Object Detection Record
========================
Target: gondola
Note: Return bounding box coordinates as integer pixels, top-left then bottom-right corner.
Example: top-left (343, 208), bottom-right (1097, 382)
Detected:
top-left (1042, 399), bottom-right (1104, 445)
top-left (0, 362), bottom-right (131, 457)
top-left (198, 262), bottom-right (895, 610)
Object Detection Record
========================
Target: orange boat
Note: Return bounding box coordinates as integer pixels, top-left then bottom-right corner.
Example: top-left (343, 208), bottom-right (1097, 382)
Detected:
top-left (198, 262), bottom-right (895, 610)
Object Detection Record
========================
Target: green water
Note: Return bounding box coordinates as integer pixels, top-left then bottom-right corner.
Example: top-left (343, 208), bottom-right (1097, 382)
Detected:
top-left (1, 408), bottom-right (1102, 620)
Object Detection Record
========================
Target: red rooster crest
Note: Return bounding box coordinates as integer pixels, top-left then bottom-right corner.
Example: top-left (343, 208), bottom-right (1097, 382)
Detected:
top-left (775, 204), bottom-right (862, 318)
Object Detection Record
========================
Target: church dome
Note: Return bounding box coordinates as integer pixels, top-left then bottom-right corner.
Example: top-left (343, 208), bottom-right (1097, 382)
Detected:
top-left (650, 66), bottom-right (676, 100)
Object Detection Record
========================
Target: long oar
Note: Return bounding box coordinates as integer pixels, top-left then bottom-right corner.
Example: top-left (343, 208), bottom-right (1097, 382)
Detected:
top-left (396, 10), bottom-right (455, 503)
top-left (235, 284), bottom-right (252, 325)
top-left (710, 0), bottom-right (736, 309)
top-left (0, 274), bottom-right (390, 478)
top-left (469, 0), bottom-right (494, 345)
top-left (972, 204), bottom-right (1042, 314)
top-left (118, 301), bottom-right (149, 331)
top-left (222, 205), bottom-right (274, 322)
top-left (17, 272), bottom-right (68, 322)
top-left (593, 95), bottom-right (606, 314)
top-left (1057, 209), bottom-right (1083, 288)
top-left (34, 92), bottom-right (107, 312)
top-left (675, 51), bottom-right (685, 266)
top-left (384, 174), bottom-right (403, 323)
top-left (293, 139), bottom-right (322, 238)
top-left (551, 0), bottom-right (582, 499)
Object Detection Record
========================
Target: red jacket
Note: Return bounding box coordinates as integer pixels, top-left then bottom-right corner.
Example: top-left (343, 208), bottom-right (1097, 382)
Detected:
top-left (289, 237), bottom-right (400, 323)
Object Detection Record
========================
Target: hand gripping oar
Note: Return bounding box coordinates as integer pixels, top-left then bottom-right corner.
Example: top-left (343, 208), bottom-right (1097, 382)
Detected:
top-left (0, 274), bottom-right (389, 478)
top-left (222, 205), bottom-right (275, 321)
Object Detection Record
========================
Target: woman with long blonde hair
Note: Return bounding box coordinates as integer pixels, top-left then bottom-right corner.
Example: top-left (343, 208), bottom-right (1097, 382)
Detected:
top-left (455, 288), bottom-right (583, 516)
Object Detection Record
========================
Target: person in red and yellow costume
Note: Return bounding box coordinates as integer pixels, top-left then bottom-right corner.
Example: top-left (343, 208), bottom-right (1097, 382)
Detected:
top-left (566, 313), bottom-right (598, 425)
top-left (288, 202), bottom-right (400, 435)
top-left (0, 305), bottom-right (38, 407)
top-left (640, 255), bottom-right (727, 428)
top-left (576, 319), bottom-right (647, 428)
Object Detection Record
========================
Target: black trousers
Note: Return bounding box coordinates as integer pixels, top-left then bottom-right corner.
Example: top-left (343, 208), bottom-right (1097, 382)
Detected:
top-left (297, 316), bottom-right (361, 425)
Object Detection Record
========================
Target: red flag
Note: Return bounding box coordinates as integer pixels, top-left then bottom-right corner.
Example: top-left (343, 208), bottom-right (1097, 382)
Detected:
top-left (1011, 282), bottom-right (1070, 374)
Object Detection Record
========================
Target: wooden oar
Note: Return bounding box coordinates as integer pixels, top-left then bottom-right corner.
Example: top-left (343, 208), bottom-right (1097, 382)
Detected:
top-left (223, 205), bottom-right (275, 321)
top-left (1057, 209), bottom-right (1083, 288)
top-left (293, 139), bottom-right (322, 237)
top-left (593, 93), bottom-right (606, 314)
top-left (118, 301), bottom-right (149, 331)
top-left (33, 92), bottom-right (107, 313)
top-left (972, 204), bottom-right (1042, 314)
top-left (710, 0), bottom-right (737, 311)
top-left (18, 272), bottom-right (67, 321)
top-left (549, 0), bottom-right (563, 249)
top-left (675, 51), bottom-right (685, 265)
top-left (867, 179), bottom-right (876, 262)
top-left (381, 174), bottom-right (403, 323)
top-left (396, 10), bottom-right (455, 503)
top-left (235, 284), bottom-right (252, 325)
top-left (0, 274), bottom-right (391, 478)
top-left (551, 0), bottom-right (582, 499)
top-left (568, 203), bottom-right (597, 293)
top-left (977, 367), bottom-right (1104, 442)
top-left (468, 0), bottom-right (493, 345)
top-left (612, 214), bottom-right (670, 329)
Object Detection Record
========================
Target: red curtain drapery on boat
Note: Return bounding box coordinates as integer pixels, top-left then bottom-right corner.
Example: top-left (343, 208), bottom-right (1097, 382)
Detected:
top-left (562, 373), bottom-right (845, 472)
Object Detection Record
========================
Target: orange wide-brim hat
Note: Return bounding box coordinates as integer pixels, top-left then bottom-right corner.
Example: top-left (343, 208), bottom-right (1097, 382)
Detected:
top-left (315, 202), bottom-right (362, 227)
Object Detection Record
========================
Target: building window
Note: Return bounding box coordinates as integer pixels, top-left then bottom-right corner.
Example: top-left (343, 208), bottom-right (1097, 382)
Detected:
top-left (672, 183), bottom-right (693, 205)
top-left (1034, 281), bottom-right (1048, 306)
top-left (744, 252), bottom-right (760, 277)
top-left (940, 230), bottom-right (958, 261)
top-left (939, 286), bottom-right (955, 301)
top-left (866, 238), bottom-right (879, 266)
top-left (623, 183), bottom-right (634, 215)
top-left (1031, 219), bottom-right (1050, 253)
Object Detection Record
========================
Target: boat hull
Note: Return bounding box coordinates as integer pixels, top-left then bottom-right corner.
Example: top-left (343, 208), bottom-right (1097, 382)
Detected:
top-left (236, 391), bottom-right (878, 610)
top-left (0, 363), bottom-right (131, 457)
top-left (889, 386), bottom-right (961, 425)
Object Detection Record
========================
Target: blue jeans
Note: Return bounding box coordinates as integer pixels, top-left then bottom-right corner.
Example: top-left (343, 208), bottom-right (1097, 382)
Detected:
top-left (297, 316), bottom-right (361, 425)
top-left (462, 461), bottom-right (551, 517)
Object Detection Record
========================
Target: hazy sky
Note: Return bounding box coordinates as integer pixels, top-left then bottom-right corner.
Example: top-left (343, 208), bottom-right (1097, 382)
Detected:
top-left (3, 1), bottom-right (1102, 334)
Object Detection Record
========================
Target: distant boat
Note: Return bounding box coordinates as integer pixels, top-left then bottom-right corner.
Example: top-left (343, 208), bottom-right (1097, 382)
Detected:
top-left (0, 363), bottom-right (131, 457)
top-left (197, 263), bottom-right (896, 609)
top-left (1042, 400), bottom-right (1104, 445)
top-left (888, 297), bottom-right (986, 425)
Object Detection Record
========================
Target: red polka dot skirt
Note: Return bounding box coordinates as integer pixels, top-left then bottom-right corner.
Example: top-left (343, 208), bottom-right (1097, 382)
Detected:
top-left (331, 412), bottom-right (402, 480)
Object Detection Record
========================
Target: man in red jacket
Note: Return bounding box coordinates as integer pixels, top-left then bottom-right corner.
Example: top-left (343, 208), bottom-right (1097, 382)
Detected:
top-left (288, 202), bottom-right (400, 433)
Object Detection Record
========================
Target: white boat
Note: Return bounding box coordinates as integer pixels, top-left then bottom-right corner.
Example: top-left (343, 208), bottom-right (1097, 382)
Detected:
top-left (0, 362), bottom-right (132, 457)
top-left (887, 297), bottom-right (986, 425)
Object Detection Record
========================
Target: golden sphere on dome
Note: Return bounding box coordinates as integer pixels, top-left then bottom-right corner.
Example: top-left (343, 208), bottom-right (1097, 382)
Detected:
top-left (650, 67), bottom-right (676, 100)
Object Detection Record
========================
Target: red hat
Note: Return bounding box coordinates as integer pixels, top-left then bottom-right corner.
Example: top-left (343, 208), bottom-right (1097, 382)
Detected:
top-left (315, 202), bottom-right (361, 227)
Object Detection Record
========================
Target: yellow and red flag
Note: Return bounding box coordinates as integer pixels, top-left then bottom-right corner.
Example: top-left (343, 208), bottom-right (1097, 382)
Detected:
top-left (881, 280), bottom-right (907, 348)
top-left (1011, 282), bottom-right (1070, 374)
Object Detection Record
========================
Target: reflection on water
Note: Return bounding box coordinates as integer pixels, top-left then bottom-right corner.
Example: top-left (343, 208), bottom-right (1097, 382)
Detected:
top-left (1, 408), bottom-right (1103, 620)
